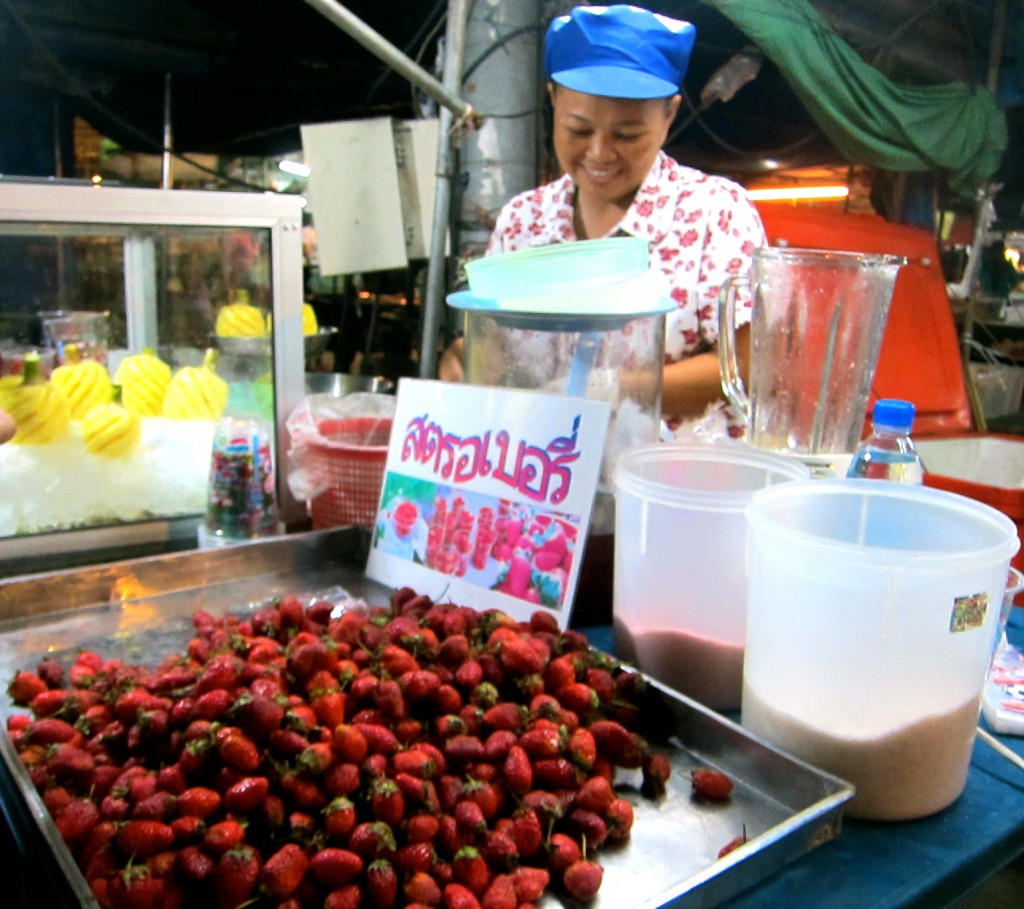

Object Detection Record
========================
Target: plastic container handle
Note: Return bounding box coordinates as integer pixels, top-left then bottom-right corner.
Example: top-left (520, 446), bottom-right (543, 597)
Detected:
top-left (718, 274), bottom-right (750, 424)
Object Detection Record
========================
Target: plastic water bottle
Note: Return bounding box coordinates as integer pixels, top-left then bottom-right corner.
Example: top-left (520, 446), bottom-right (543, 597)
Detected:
top-left (198, 382), bottom-right (279, 547)
top-left (846, 399), bottom-right (925, 484)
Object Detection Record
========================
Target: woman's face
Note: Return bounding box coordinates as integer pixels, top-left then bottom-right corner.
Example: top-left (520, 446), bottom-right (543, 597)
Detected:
top-left (549, 84), bottom-right (680, 209)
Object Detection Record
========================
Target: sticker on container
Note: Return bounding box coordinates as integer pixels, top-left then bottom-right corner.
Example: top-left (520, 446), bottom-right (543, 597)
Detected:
top-left (365, 378), bottom-right (611, 629)
top-left (949, 592), bottom-right (988, 633)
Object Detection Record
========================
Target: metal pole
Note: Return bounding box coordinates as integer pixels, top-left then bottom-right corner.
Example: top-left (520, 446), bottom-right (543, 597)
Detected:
top-left (302, 0), bottom-right (475, 122)
top-left (161, 73), bottom-right (172, 190)
top-left (419, 0), bottom-right (471, 378)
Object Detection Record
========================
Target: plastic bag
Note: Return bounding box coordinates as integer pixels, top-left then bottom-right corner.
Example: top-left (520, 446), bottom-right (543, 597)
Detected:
top-left (285, 392), bottom-right (396, 502)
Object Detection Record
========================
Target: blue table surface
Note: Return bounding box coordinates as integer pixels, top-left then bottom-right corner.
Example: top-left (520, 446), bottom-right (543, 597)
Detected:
top-left (581, 609), bottom-right (1024, 909)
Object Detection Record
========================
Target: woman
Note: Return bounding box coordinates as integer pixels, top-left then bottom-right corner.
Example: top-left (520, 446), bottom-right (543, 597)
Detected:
top-left (440, 4), bottom-right (765, 431)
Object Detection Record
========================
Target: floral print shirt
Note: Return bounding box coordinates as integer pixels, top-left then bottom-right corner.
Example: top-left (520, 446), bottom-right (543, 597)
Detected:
top-left (486, 151), bottom-right (766, 362)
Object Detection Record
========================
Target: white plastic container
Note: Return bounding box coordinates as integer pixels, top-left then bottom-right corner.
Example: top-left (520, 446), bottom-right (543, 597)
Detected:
top-left (743, 479), bottom-right (1020, 821)
top-left (612, 441), bottom-right (810, 710)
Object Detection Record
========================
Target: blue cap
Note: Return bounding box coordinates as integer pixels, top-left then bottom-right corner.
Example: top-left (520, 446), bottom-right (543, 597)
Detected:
top-left (544, 5), bottom-right (697, 99)
top-left (873, 399), bottom-right (916, 430)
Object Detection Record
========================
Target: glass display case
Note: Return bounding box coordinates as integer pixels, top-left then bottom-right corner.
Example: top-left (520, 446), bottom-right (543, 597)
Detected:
top-left (0, 181), bottom-right (306, 574)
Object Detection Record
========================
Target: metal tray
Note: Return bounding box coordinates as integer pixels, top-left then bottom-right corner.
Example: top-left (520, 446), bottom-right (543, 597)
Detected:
top-left (0, 528), bottom-right (853, 909)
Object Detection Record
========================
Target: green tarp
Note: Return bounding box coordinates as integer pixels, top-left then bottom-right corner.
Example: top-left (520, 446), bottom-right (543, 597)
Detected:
top-left (703, 0), bottom-right (1008, 197)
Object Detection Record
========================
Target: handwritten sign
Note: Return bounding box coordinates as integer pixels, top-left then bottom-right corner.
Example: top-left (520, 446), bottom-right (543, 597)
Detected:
top-left (365, 379), bottom-right (611, 628)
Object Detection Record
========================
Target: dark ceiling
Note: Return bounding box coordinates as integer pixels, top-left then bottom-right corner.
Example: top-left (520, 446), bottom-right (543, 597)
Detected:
top-left (0, 1), bottom-right (1021, 220)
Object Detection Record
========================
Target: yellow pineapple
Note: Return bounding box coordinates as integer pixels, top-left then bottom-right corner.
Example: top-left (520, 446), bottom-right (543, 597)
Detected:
top-left (0, 352), bottom-right (71, 444)
top-left (82, 388), bottom-right (142, 458)
top-left (302, 303), bottom-right (319, 336)
top-left (113, 348), bottom-right (172, 416)
top-left (162, 349), bottom-right (228, 420)
top-left (214, 290), bottom-right (268, 338)
top-left (50, 344), bottom-right (114, 419)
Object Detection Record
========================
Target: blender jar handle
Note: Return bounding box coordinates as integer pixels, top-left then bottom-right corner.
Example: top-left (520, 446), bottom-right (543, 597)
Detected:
top-left (718, 275), bottom-right (751, 424)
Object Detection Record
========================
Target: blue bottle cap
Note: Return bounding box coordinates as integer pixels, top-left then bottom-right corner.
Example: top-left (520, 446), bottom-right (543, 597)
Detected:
top-left (873, 398), bottom-right (915, 430)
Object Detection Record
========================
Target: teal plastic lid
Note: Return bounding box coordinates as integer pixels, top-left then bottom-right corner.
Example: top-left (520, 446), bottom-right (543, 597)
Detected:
top-left (464, 237), bottom-right (651, 297)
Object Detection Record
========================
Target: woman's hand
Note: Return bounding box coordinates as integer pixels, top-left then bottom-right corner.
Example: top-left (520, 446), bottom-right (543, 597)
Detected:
top-left (438, 337), bottom-right (466, 383)
top-left (0, 407), bottom-right (15, 445)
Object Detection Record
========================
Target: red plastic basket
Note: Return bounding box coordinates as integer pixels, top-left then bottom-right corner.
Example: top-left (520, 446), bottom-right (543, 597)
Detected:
top-left (306, 417), bottom-right (392, 530)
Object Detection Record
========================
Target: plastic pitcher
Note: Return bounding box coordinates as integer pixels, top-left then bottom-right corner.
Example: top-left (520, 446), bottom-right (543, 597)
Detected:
top-left (612, 441), bottom-right (809, 710)
top-left (742, 480), bottom-right (1020, 821)
top-left (719, 248), bottom-right (905, 457)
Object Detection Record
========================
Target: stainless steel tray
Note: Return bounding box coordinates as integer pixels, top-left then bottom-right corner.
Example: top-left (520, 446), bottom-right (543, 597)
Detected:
top-left (0, 528), bottom-right (853, 909)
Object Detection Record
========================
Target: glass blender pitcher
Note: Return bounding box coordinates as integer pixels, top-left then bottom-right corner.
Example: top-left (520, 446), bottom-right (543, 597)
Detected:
top-left (719, 247), bottom-right (906, 469)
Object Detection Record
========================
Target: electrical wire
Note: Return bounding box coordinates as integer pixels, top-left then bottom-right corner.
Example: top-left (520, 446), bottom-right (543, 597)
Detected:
top-left (0, 0), bottom-right (271, 191)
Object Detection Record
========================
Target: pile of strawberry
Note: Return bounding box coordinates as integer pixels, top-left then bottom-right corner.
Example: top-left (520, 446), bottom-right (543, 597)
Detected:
top-left (4, 586), bottom-right (673, 909)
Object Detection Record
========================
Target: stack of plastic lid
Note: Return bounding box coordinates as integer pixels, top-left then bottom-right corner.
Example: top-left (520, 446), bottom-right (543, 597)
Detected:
top-left (448, 238), bottom-right (673, 330)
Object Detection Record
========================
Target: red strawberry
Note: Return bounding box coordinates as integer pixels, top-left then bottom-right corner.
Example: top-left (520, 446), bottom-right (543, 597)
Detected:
top-left (357, 722), bottom-right (399, 756)
top-left (589, 719), bottom-right (645, 768)
top-left (170, 814), bottom-right (205, 845)
top-left (176, 786), bottom-right (222, 818)
top-left (404, 870), bottom-right (443, 906)
top-left (203, 819), bottom-right (247, 856)
top-left (233, 692), bottom-right (285, 741)
top-left (405, 812), bottom-right (441, 843)
top-left (323, 761), bottom-right (362, 796)
top-left (606, 797), bottom-right (635, 841)
top-left (224, 775), bottom-right (270, 812)
top-left (509, 808), bottom-right (543, 859)
top-left (642, 751), bottom-right (672, 795)
top-left (563, 859), bottom-right (603, 901)
top-left (54, 798), bottom-right (100, 850)
top-left (324, 884), bottom-right (363, 909)
top-left (547, 833), bottom-right (580, 877)
top-left (567, 809), bottom-right (608, 849)
top-left (445, 734), bottom-right (485, 764)
top-left (453, 846), bottom-right (491, 896)
top-left (519, 722), bottom-right (562, 760)
top-left (444, 882), bottom-right (483, 909)
top-left (531, 757), bottom-right (578, 790)
top-left (7, 670), bottom-right (47, 705)
top-left (131, 790), bottom-right (177, 822)
top-left (510, 865), bottom-right (549, 903)
top-left (348, 820), bottom-right (397, 859)
top-left (481, 872), bottom-right (517, 909)
top-left (367, 858), bottom-right (399, 908)
top-left (691, 768), bottom-right (733, 802)
top-left (368, 778), bottom-right (404, 826)
top-left (193, 688), bottom-right (233, 720)
top-left (114, 820), bottom-right (175, 860)
top-left (311, 691), bottom-right (347, 729)
top-left (323, 796), bottom-right (357, 839)
top-left (501, 744), bottom-right (533, 794)
top-left (480, 829), bottom-right (518, 870)
top-left (297, 741), bottom-right (334, 775)
top-left (567, 727), bottom-right (597, 769)
top-left (28, 716), bottom-right (79, 744)
top-left (108, 862), bottom-right (166, 909)
top-left (308, 847), bottom-right (364, 887)
top-left (393, 746), bottom-right (436, 778)
top-left (176, 844), bottom-right (216, 883)
top-left (261, 842), bottom-right (310, 898)
top-left (393, 840), bottom-right (435, 874)
top-left (574, 775), bottom-right (614, 814)
top-left (718, 827), bottom-right (749, 858)
top-left (213, 844), bottom-right (261, 909)
top-left (216, 730), bottom-right (261, 772)
top-left (482, 701), bottom-right (527, 732)
top-left (48, 743), bottom-right (96, 788)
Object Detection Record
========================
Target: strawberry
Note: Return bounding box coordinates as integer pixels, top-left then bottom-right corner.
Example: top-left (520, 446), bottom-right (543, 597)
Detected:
top-left (348, 820), bottom-right (397, 859)
top-left (519, 722), bottom-right (562, 760)
top-left (547, 833), bottom-right (580, 877)
top-left (297, 741), bottom-right (334, 775)
top-left (404, 870), bottom-right (443, 906)
top-left (311, 690), bottom-right (347, 729)
top-left (563, 858), bottom-right (603, 901)
top-left (642, 751), bottom-right (672, 795)
top-left (443, 882), bottom-right (483, 909)
top-left (324, 884), bottom-right (363, 909)
top-left (224, 775), bottom-right (270, 812)
top-left (553, 682), bottom-right (598, 716)
top-left (108, 862), bottom-right (166, 909)
top-left (480, 829), bottom-right (518, 870)
top-left (357, 722), bottom-right (399, 756)
top-left (574, 775), bottom-right (614, 814)
top-left (405, 812), bottom-right (441, 843)
top-left (176, 844), bottom-right (216, 882)
top-left (588, 719), bottom-right (645, 768)
top-left (7, 670), bottom-right (47, 705)
top-left (323, 796), bottom-right (357, 839)
top-left (203, 819), bottom-right (247, 856)
top-left (370, 778), bottom-right (406, 826)
top-left (401, 669), bottom-right (442, 701)
top-left (170, 814), bottom-right (205, 845)
top-left (213, 844), bottom-right (261, 909)
top-left (261, 842), bottom-right (310, 898)
top-left (48, 743), bottom-right (96, 788)
top-left (606, 797), bottom-right (635, 841)
top-left (432, 684), bottom-right (464, 716)
top-left (567, 809), bottom-right (608, 849)
top-left (287, 639), bottom-right (338, 681)
top-left (176, 786), bottom-right (222, 818)
top-left (501, 744), bottom-right (533, 794)
top-left (718, 827), bottom-right (749, 858)
top-left (453, 846), bottom-right (492, 896)
top-left (309, 847), bottom-right (365, 887)
top-left (691, 767), bottom-right (734, 802)
top-left (531, 757), bottom-right (578, 790)
top-left (509, 808), bottom-right (544, 859)
top-left (393, 840), bottom-right (435, 875)
top-left (393, 746), bottom-right (436, 779)
top-left (567, 727), bottom-right (597, 769)
top-left (131, 790), bottom-right (177, 822)
top-left (366, 857), bottom-right (399, 908)
top-left (445, 734), bottom-right (485, 765)
top-left (510, 865), bottom-right (549, 903)
top-left (193, 688), bottom-right (233, 720)
top-left (54, 797), bottom-right (100, 850)
top-left (323, 760), bottom-right (362, 796)
top-left (27, 716), bottom-right (79, 745)
top-left (481, 873), bottom-right (517, 909)
top-left (216, 730), bottom-right (261, 772)
top-left (114, 819), bottom-right (174, 860)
